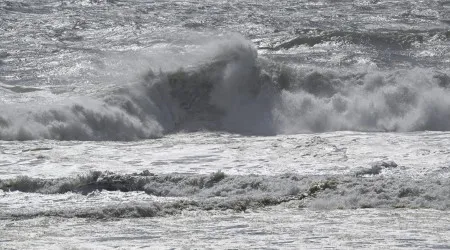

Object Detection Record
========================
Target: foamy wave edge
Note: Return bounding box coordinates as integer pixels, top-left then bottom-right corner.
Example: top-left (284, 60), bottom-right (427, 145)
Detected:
top-left (1, 165), bottom-right (449, 219)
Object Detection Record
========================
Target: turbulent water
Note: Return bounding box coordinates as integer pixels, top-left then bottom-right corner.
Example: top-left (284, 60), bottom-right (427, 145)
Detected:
top-left (1, 0), bottom-right (450, 249)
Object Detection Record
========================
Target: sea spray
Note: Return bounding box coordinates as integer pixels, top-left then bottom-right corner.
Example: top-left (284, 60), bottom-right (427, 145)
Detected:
top-left (1, 36), bottom-right (450, 141)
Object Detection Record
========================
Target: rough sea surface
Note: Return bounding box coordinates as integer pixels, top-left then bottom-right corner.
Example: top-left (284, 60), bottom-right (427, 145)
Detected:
top-left (1, 0), bottom-right (449, 249)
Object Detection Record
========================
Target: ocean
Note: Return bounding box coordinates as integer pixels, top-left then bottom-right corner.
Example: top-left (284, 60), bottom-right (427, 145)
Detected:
top-left (1, 0), bottom-right (449, 249)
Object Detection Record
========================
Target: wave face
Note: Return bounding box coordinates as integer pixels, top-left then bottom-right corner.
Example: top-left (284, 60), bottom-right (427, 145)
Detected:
top-left (1, 36), bottom-right (450, 141)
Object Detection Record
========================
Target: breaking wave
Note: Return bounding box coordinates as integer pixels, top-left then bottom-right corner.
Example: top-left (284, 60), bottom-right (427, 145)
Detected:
top-left (1, 167), bottom-right (449, 219)
top-left (1, 35), bottom-right (450, 141)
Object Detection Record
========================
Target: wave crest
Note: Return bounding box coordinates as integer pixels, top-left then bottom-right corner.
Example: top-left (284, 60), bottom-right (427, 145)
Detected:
top-left (1, 168), bottom-right (449, 219)
top-left (1, 36), bottom-right (450, 140)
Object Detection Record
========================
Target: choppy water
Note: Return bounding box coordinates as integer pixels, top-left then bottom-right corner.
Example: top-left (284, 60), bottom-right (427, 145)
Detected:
top-left (1, 0), bottom-right (449, 249)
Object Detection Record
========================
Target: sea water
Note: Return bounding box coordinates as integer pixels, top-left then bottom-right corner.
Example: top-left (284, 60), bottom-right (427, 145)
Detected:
top-left (1, 0), bottom-right (449, 249)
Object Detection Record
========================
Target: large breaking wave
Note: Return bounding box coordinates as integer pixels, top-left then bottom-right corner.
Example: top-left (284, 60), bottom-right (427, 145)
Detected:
top-left (1, 35), bottom-right (450, 141)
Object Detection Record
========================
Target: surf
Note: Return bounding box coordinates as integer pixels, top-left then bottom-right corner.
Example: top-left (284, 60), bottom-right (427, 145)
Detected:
top-left (0, 35), bottom-right (450, 141)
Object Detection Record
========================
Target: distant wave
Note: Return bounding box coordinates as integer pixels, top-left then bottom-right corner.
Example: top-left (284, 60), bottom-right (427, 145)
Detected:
top-left (260, 29), bottom-right (450, 50)
top-left (1, 35), bottom-right (450, 141)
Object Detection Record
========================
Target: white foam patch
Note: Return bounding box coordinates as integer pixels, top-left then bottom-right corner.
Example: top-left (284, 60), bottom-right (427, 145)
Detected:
top-left (1, 208), bottom-right (449, 249)
top-left (1, 132), bottom-right (449, 179)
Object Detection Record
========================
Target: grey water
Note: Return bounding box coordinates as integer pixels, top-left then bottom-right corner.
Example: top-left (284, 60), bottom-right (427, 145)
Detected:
top-left (0, 0), bottom-right (449, 249)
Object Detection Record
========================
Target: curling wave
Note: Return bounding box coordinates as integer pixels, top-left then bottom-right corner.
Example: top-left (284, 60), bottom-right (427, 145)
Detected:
top-left (1, 36), bottom-right (450, 141)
